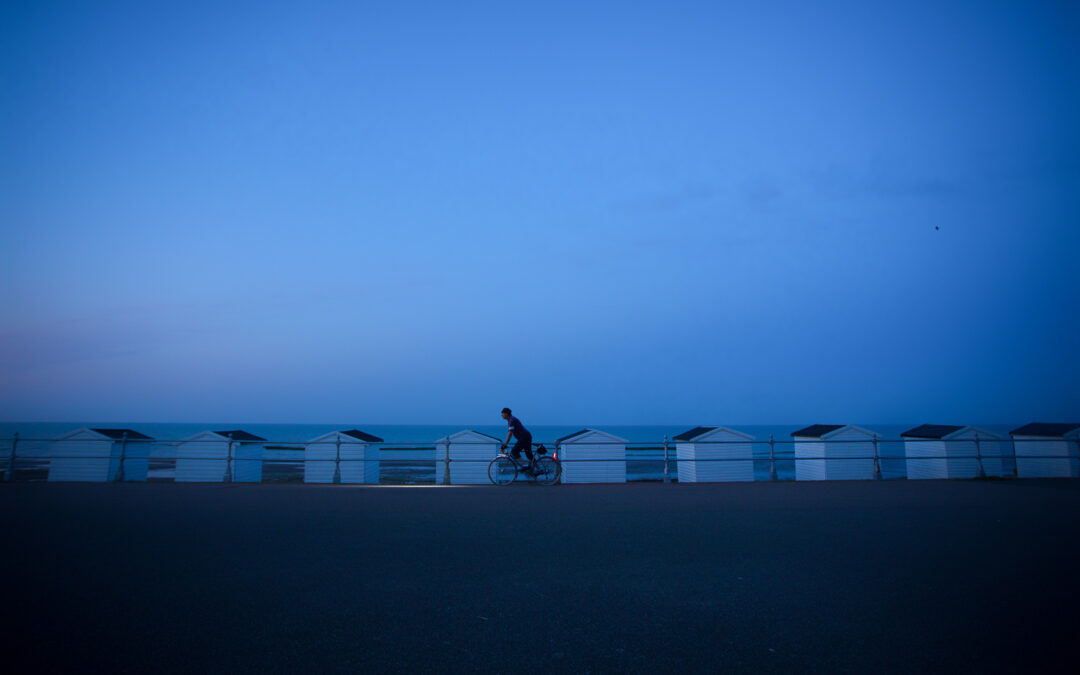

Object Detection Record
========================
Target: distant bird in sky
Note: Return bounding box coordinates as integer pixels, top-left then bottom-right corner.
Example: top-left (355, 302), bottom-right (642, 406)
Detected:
top-left (935, 226), bottom-right (940, 230)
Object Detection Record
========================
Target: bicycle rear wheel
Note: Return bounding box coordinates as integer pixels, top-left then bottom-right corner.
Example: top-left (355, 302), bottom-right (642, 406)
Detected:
top-left (488, 456), bottom-right (518, 485)
top-left (533, 456), bottom-right (561, 485)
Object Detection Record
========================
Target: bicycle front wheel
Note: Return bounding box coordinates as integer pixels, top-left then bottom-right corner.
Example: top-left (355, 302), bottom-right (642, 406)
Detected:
top-left (488, 456), bottom-right (518, 486)
top-left (533, 456), bottom-right (561, 485)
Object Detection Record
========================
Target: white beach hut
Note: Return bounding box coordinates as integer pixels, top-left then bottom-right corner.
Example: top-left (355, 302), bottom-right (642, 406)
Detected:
top-left (304, 429), bottom-right (382, 484)
top-left (48, 428), bottom-right (154, 482)
top-left (792, 425), bottom-right (880, 481)
top-left (674, 426), bottom-right (755, 482)
top-left (434, 430), bottom-right (502, 484)
top-left (555, 429), bottom-right (627, 484)
top-left (175, 430), bottom-right (267, 483)
top-left (1010, 423), bottom-right (1080, 478)
top-left (902, 424), bottom-right (1009, 479)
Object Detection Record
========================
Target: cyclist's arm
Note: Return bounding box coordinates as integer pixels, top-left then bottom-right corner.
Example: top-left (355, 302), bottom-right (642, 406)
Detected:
top-left (503, 430), bottom-right (512, 448)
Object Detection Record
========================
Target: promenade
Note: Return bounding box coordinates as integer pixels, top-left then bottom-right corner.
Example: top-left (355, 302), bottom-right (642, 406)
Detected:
top-left (2, 481), bottom-right (1079, 673)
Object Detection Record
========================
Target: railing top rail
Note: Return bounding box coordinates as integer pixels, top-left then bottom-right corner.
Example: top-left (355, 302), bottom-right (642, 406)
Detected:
top-left (3, 454), bottom-right (1065, 461)
top-left (0, 436), bottom-right (1069, 445)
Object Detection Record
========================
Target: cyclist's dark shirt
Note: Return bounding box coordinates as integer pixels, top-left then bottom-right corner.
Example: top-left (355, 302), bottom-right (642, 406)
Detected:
top-left (508, 416), bottom-right (530, 440)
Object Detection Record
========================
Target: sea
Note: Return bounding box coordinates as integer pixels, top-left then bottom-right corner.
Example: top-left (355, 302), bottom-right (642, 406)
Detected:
top-left (0, 422), bottom-right (1023, 483)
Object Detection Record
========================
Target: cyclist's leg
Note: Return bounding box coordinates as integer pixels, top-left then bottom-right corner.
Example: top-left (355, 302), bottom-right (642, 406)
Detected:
top-left (514, 436), bottom-right (535, 469)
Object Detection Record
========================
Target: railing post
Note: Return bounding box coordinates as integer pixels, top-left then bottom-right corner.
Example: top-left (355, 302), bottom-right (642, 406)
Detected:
top-left (224, 439), bottom-right (233, 483)
top-left (1011, 437), bottom-right (1019, 478)
top-left (662, 435), bottom-right (670, 483)
top-left (115, 431), bottom-right (128, 482)
top-left (973, 433), bottom-right (985, 479)
top-left (442, 439), bottom-right (451, 485)
top-left (768, 434), bottom-right (777, 481)
top-left (7, 433), bottom-right (18, 482)
top-left (333, 436), bottom-right (342, 484)
top-left (872, 436), bottom-right (882, 480)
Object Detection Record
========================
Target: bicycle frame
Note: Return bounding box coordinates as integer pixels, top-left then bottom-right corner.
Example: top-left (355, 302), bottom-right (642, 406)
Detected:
top-left (490, 445), bottom-right (561, 485)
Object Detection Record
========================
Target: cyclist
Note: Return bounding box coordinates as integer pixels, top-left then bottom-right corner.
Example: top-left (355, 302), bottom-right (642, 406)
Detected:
top-left (500, 407), bottom-right (536, 473)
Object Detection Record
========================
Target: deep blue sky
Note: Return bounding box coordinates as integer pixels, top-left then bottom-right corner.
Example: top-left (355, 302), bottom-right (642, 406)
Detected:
top-left (1, 0), bottom-right (1078, 424)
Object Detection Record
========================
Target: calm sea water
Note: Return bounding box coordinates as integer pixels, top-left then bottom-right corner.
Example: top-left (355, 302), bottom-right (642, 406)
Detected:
top-left (0, 422), bottom-right (1022, 483)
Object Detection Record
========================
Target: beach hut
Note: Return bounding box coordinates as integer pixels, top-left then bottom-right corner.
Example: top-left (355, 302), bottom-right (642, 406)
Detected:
top-left (555, 429), bottom-right (627, 484)
top-left (175, 430), bottom-right (267, 483)
top-left (304, 430), bottom-right (382, 484)
top-left (792, 425), bottom-right (880, 480)
top-left (1010, 423), bottom-right (1080, 478)
top-left (674, 426), bottom-right (755, 482)
top-left (434, 430), bottom-right (502, 484)
top-left (902, 425), bottom-right (1009, 479)
top-left (48, 428), bottom-right (153, 482)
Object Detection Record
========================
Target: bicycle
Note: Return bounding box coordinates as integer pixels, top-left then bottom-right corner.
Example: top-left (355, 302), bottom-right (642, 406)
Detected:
top-left (488, 444), bottom-right (561, 486)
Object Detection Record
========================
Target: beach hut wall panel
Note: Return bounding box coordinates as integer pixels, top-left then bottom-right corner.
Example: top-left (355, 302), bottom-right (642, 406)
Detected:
top-left (304, 430), bottom-right (382, 483)
top-left (793, 436), bottom-right (827, 481)
top-left (1010, 423), bottom-right (1080, 478)
top-left (556, 429), bottom-right (627, 484)
top-left (675, 426), bottom-right (755, 482)
top-left (793, 425), bottom-right (879, 481)
top-left (48, 428), bottom-right (153, 482)
top-left (175, 430), bottom-right (267, 483)
top-left (953, 433), bottom-right (1010, 477)
top-left (903, 425), bottom-right (1009, 479)
top-left (434, 430), bottom-right (502, 484)
top-left (904, 438), bottom-right (947, 480)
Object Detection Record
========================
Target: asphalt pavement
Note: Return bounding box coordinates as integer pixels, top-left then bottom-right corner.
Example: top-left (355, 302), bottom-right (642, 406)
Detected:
top-left (2, 480), bottom-right (1079, 673)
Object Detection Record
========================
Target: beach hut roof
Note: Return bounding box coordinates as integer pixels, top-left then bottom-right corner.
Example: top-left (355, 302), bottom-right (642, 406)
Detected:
top-left (341, 429), bottom-right (384, 443)
top-left (556, 428), bottom-right (628, 444)
top-left (901, 424), bottom-right (1003, 440)
top-left (1010, 423), bottom-right (1080, 438)
top-left (434, 429), bottom-right (502, 443)
top-left (901, 425), bottom-right (1002, 440)
top-left (791, 424), bottom-right (844, 438)
top-left (901, 424), bottom-right (965, 439)
top-left (306, 429), bottom-right (383, 444)
top-left (557, 429), bottom-right (590, 444)
top-left (213, 430), bottom-right (267, 442)
top-left (55, 427), bottom-right (153, 441)
top-left (673, 426), bottom-right (754, 442)
top-left (91, 428), bottom-right (153, 440)
top-left (791, 424), bottom-right (877, 439)
top-left (674, 426), bottom-right (715, 441)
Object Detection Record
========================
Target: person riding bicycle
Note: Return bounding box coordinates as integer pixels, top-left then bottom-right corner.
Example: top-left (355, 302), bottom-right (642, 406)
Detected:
top-left (500, 407), bottom-right (536, 473)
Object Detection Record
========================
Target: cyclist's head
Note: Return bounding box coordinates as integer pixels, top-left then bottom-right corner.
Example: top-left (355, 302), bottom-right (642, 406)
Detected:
top-left (501, 407), bottom-right (511, 419)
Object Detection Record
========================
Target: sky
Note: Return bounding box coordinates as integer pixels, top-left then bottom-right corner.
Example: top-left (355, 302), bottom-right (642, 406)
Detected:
top-left (1, 0), bottom-right (1078, 425)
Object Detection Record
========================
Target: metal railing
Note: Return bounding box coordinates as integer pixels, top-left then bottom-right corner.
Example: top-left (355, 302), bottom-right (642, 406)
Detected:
top-left (2, 433), bottom-right (1078, 484)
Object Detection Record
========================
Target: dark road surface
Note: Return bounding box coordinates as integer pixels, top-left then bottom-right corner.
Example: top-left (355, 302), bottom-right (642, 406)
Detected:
top-left (2, 480), bottom-right (1079, 673)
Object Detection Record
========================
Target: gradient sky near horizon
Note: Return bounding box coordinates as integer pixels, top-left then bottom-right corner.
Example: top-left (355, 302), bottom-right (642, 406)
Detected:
top-left (1, 0), bottom-right (1078, 425)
